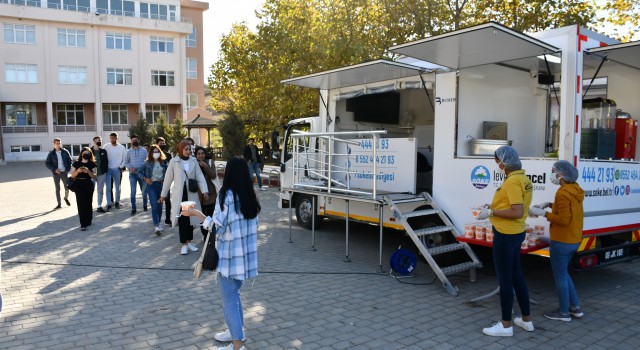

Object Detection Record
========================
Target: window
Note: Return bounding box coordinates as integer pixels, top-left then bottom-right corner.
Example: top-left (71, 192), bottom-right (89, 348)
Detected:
top-left (69, 144), bottom-right (91, 157)
top-left (1, 0), bottom-right (42, 6)
top-left (58, 65), bottom-right (87, 85)
top-left (150, 36), bottom-right (174, 53)
top-left (106, 32), bottom-right (131, 50)
top-left (5, 64), bottom-right (38, 83)
top-left (186, 58), bottom-right (197, 79)
top-left (3, 24), bottom-right (36, 44)
top-left (186, 26), bottom-right (196, 48)
top-left (10, 145), bottom-right (41, 152)
top-left (145, 104), bottom-right (167, 124)
top-left (5, 104), bottom-right (37, 126)
top-left (96, 0), bottom-right (134, 16)
top-left (56, 104), bottom-right (84, 125)
top-left (151, 70), bottom-right (174, 86)
top-left (62, 0), bottom-right (90, 11)
top-left (103, 104), bottom-right (128, 124)
top-left (140, 2), bottom-right (176, 21)
top-left (57, 28), bottom-right (85, 47)
top-left (107, 68), bottom-right (132, 85)
top-left (186, 94), bottom-right (198, 110)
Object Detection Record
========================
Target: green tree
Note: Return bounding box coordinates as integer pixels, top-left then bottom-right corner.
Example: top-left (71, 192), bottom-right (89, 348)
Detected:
top-left (218, 112), bottom-right (246, 160)
top-left (128, 114), bottom-right (154, 145)
top-left (153, 113), bottom-right (172, 144)
top-left (168, 112), bottom-right (188, 151)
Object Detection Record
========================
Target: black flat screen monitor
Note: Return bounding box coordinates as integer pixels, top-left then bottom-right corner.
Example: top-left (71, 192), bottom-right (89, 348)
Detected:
top-left (346, 92), bottom-right (400, 124)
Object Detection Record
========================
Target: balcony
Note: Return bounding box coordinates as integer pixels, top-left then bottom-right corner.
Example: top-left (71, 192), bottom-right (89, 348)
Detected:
top-left (54, 125), bottom-right (96, 132)
top-left (2, 125), bottom-right (48, 133)
top-left (103, 124), bottom-right (130, 132)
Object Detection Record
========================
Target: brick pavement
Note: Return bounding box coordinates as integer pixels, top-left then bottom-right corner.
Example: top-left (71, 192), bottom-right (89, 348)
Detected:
top-left (1, 162), bottom-right (639, 349)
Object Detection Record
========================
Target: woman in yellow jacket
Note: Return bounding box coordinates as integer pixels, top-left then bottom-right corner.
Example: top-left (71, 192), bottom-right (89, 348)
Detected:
top-left (529, 160), bottom-right (584, 322)
top-left (476, 146), bottom-right (534, 337)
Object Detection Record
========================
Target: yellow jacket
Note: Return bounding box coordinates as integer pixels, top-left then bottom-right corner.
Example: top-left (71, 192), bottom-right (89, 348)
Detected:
top-left (547, 183), bottom-right (584, 244)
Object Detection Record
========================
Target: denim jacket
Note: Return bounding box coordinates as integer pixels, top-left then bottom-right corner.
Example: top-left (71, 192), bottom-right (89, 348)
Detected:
top-left (140, 160), bottom-right (167, 181)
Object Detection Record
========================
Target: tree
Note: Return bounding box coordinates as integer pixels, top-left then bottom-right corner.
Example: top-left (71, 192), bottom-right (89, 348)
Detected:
top-left (218, 112), bottom-right (246, 160)
top-left (167, 112), bottom-right (188, 150)
top-left (128, 114), bottom-right (154, 145)
top-left (153, 113), bottom-right (172, 144)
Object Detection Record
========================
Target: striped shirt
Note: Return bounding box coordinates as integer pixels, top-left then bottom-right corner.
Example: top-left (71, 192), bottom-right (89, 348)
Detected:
top-left (203, 190), bottom-right (258, 281)
top-left (124, 147), bottom-right (148, 171)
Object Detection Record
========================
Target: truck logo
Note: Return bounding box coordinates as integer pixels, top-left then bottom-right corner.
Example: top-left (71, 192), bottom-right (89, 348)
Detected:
top-left (471, 166), bottom-right (490, 189)
top-left (435, 97), bottom-right (456, 105)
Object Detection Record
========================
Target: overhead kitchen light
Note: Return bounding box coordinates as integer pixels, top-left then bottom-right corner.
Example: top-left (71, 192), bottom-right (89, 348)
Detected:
top-left (537, 55), bottom-right (562, 64)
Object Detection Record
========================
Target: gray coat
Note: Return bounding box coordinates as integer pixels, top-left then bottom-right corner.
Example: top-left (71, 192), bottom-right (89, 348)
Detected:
top-left (161, 157), bottom-right (208, 227)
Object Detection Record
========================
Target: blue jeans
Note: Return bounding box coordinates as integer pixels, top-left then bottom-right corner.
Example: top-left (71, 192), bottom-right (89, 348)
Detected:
top-left (248, 162), bottom-right (262, 188)
top-left (492, 229), bottom-right (530, 321)
top-left (550, 241), bottom-right (580, 314)
top-left (94, 174), bottom-right (106, 207)
top-left (129, 173), bottom-right (146, 210)
top-left (218, 274), bottom-right (245, 341)
top-left (146, 181), bottom-right (163, 226)
top-left (106, 168), bottom-right (121, 205)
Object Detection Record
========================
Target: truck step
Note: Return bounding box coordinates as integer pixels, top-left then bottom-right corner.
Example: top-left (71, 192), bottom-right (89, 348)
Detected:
top-left (392, 197), bottom-right (428, 204)
top-left (440, 261), bottom-right (481, 276)
top-left (402, 209), bottom-right (438, 218)
top-left (427, 243), bottom-right (465, 256)
top-left (414, 225), bottom-right (452, 236)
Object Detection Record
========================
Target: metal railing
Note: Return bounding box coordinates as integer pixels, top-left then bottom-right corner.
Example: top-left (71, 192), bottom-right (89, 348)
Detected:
top-left (2, 125), bottom-right (48, 133)
top-left (289, 130), bottom-right (387, 199)
top-left (103, 124), bottom-right (130, 132)
top-left (54, 125), bottom-right (96, 132)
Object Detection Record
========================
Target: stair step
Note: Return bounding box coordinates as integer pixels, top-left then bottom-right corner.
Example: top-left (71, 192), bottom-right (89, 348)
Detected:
top-left (427, 243), bottom-right (465, 256)
top-left (392, 197), bottom-right (427, 204)
top-left (402, 209), bottom-right (438, 218)
top-left (440, 261), bottom-right (481, 276)
top-left (414, 225), bottom-right (452, 236)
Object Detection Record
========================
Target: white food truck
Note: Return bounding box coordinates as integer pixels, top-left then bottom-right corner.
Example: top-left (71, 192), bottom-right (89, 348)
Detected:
top-left (277, 22), bottom-right (640, 295)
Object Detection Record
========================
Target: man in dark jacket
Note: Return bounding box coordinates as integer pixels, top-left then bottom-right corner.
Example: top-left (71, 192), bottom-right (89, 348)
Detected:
top-left (45, 138), bottom-right (72, 210)
top-left (91, 135), bottom-right (109, 213)
top-left (243, 138), bottom-right (264, 190)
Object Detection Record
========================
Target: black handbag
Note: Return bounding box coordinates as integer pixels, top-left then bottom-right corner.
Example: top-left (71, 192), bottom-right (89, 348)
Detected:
top-left (183, 169), bottom-right (198, 192)
top-left (202, 229), bottom-right (218, 271)
top-left (67, 176), bottom-right (76, 192)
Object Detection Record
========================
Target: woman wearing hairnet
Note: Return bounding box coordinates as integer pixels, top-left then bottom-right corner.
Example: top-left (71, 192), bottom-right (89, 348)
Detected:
top-left (529, 160), bottom-right (585, 322)
top-left (476, 146), bottom-right (534, 337)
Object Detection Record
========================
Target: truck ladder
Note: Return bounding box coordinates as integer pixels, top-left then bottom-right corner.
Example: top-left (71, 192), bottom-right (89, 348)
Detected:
top-left (383, 193), bottom-right (483, 296)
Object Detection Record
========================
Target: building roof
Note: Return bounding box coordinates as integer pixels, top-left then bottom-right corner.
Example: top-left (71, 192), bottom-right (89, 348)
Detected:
top-left (184, 114), bottom-right (219, 128)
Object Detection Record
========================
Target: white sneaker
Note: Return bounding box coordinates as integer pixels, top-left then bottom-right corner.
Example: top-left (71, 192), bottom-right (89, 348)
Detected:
top-left (514, 317), bottom-right (534, 332)
top-left (158, 224), bottom-right (164, 232)
top-left (482, 321), bottom-right (513, 337)
top-left (180, 246), bottom-right (188, 255)
top-left (154, 226), bottom-right (162, 236)
top-left (187, 242), bottom-right (198, 252)
top-left (259, 187), bottom-right (265, 191)
top-left (216, 344), bottom-right (246, 350)
top-left (214, 329), bottom-right (247, 342)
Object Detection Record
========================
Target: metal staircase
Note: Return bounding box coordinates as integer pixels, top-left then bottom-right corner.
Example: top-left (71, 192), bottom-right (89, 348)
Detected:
top-left (383, 193), bottom-right (483, 296)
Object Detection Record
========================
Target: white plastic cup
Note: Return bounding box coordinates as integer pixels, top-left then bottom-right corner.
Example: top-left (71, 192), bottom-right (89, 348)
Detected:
top-left (180, 201), bottom-right (196, 211)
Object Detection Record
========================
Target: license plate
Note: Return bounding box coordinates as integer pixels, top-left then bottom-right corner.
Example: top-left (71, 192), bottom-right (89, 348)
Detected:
top-left (601, 247), bottom-right (627, 262)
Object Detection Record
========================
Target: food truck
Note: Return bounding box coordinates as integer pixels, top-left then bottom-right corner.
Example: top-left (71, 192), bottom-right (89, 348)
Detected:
top-left (278, 22), bottom-right (640, 295)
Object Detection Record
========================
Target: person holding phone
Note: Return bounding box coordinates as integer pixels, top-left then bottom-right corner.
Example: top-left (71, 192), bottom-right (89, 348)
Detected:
top-left (70, 147), bottom-right (97, 231)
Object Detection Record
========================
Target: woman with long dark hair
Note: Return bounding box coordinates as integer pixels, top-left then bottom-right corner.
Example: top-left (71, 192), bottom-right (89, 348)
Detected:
top-left (194, 146), bottom-right (218, 238)
top-left (159, 141), bottom-right (209, 255)
top-left (141, 144), bottom-right (168, 236)
top-left (182, 157), bottom-right (260, 350)
top-left (70, 147), bottom-right (97, 231)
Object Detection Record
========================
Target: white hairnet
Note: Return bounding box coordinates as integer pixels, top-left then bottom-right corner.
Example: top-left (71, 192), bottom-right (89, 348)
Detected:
top-left (552, 160), bottom-right (579, 183)
top-left (494, 146), bottom-right (522, 170)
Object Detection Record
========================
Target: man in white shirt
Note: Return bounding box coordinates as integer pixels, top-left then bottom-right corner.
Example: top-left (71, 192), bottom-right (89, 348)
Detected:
top-left (103, 132), bottom-right (126, 211)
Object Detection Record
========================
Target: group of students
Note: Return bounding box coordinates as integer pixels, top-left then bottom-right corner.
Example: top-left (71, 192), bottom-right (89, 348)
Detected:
top-left (46, 135), bottom-right (261, 350)
top-left (475, 146), bottom-right (585, 337)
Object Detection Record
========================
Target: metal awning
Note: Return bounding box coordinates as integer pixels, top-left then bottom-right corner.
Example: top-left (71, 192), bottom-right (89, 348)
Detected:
top-left (586, 40), bottom-right (640, 70)
top-left (281, 59), bottom-right (426, 89)
top-left (388, 22), bottom-right (560, 70)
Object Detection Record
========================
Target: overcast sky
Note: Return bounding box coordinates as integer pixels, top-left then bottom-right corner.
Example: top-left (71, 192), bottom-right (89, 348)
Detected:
top-left (202, 0), bottom-right (265, 79)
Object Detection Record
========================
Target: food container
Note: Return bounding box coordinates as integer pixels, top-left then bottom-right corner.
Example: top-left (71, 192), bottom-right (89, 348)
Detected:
top-left (528, 235), bottom-right (542, 247)
top-left (486, 226), bottom-right (494, 242)
top-left (471, 207), bottom-right (481, 218)
top-left (468, 139), bottom-right (513, 156)
top-left (180, 201), bottom-right (196, 211)
top-left (475, 223), bottom-right (486, 240)
top-left (521, 236), bottom-right (529, 249)
top-left (464, 223), bottom-right (476, 238)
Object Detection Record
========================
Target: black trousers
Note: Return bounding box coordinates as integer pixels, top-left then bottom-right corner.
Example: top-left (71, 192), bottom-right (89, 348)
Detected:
top-left (75, 179), bottom-right (94, 227)
top-left (178, 184), bottom-right (193, 243)
top-left (165, 190), bottom-right (172, 223)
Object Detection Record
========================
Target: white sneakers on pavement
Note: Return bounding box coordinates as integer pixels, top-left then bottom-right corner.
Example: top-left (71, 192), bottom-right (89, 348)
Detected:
top-left (187, 242), bottom-right (198, 252)
top-left (180, 246), bottom-right (188, 255)
top-left (482, 321), bottom-right (513, 337)
top-left (216, 344), bottom-right (246, 350)
top-left (215, 329), bottom-right (246, 342)
top-left (514, 317), bottom-right (534, 332)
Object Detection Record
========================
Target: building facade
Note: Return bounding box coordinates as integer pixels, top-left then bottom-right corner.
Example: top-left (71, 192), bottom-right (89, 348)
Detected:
top-left (0, 0), bottom-right (208, 161)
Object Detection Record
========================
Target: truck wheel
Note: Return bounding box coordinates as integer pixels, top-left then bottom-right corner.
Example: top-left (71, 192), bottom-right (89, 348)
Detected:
top-left (295, 195), bottom-right (320, 229)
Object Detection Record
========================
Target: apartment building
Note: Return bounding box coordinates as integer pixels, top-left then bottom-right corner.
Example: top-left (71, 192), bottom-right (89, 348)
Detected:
top-left (0, 0), bottom-right (209, 162)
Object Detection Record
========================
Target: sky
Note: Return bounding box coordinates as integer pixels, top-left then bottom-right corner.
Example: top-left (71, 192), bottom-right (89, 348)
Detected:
top-left (202, 0), bottom-right (265, 79)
